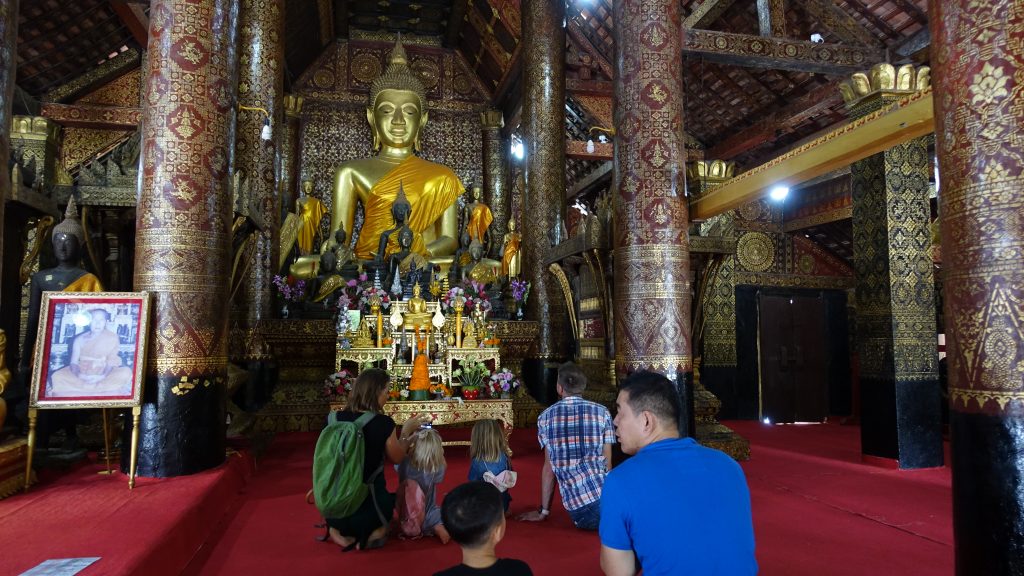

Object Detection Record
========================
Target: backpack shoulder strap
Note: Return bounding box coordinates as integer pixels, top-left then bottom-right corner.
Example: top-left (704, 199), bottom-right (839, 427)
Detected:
top-left (354, 411), bottom-right (375, 430)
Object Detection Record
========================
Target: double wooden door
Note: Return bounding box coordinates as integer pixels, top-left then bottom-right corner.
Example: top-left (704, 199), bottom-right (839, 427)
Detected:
top-left (758, 294), bottom-right (829, 424)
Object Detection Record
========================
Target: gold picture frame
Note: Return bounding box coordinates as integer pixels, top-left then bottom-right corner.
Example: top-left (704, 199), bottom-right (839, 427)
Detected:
top-left (25, 291), bottom-right (151, 490)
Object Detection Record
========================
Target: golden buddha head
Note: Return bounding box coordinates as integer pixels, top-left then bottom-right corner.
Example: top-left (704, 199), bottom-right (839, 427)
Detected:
top-left (368, 38), bottom-right (429, 153)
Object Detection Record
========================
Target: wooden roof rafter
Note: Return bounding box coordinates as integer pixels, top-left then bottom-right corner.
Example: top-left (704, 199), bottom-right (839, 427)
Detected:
top-left (108, 1), bottom-right (148, 47)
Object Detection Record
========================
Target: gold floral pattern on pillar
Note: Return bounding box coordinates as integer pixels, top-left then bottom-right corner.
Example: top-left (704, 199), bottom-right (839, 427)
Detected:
top-left (932, 0), bottom-right (1024, 414)
top-left (613, 0), bottom-right (690, 375)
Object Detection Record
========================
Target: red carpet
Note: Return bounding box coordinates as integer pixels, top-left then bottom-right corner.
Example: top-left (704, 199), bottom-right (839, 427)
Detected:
top-left (0, 451), bottom-right (254, 576)
top-left (0, 421), bottom-right (953, 575)
top-left (185, 428), bottom-right (603, 576)
top-left (189, 421), bottom-right (952, 576)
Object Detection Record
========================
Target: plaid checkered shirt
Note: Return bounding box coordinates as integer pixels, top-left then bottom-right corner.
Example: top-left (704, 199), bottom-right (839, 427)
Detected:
top-left (537, 395), bottom-right (615, 512)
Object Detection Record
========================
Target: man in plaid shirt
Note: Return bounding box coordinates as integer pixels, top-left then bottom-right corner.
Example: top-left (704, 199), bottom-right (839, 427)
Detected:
top-left (518, 362), bottom-right (614, 530)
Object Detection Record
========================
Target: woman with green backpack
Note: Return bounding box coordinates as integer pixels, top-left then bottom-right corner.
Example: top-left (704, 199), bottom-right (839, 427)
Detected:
top-left (314, 367), bottom-right (428, 551)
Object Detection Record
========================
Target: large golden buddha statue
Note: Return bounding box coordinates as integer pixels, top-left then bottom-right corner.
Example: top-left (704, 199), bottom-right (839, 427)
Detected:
top-left (293, 39), bottom-right (463, 280)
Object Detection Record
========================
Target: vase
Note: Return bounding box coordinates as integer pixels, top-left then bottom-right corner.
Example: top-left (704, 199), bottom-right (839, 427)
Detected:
top-left (281, 304), bottom-right (289, 319)
top-left (500, 392), bottom-right (510, 399)
top-left (462, 386), bottom-right (480, 400)
top-left (408, 389), bottom-right (429, 401)
top-left (515, 303), bottom-right (524, 320)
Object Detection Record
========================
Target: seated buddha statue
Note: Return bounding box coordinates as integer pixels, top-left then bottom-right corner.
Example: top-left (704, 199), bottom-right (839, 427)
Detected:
top-left (403, 283), bottom-right (432, 331)
top-left (290, 38), bottom-right (464, 280)
top-left (462, 240), bottom-right (500, 286)
top-left (385, 226), bottom-right (428, 290)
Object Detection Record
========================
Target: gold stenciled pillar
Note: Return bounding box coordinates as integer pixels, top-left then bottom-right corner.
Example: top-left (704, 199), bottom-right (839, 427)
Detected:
top-left (931, 0), bottom-right (1024, 571)
top-left (0, 0), bottom-right (17, 293)
top-left (133, 0), bottom-right (240, 477)
top-left (235, 0), bottom-right (284, 361)
top-left (480, 110), bottom-right (509, 260)
top-left (280, 94), bottom-right (303, 218)
top-left (612, 0), bottom-right (691, 379)
top-left (521, 0), bottom-right (568, 396)
top-left (842, 63), bottom-right (941, 469)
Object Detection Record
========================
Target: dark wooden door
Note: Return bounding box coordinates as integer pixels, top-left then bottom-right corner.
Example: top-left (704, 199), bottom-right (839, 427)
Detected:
top-left (758, 294), bottom-right (829, 423)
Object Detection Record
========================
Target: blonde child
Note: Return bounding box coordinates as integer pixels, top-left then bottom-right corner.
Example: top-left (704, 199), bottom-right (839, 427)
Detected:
top-left (469, 420), bottom-right (514, 512)
top-left (398, 427), bottom-right (451, 543)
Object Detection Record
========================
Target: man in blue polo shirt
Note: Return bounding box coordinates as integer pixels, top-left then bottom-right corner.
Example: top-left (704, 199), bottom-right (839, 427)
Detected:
top-left (599, 371), bottom-right (757, 575)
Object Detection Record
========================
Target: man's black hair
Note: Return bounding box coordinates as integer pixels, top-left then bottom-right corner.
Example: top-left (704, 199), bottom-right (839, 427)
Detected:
top-left (619, 371), bottom-right (681, 433)
top-left (441, 481), bottom-right (504, 549)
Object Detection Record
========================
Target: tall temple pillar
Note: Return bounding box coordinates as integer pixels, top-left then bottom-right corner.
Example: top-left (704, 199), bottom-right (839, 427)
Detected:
top-left (843, 64), bottom-right (941, 469)
top-left (612, 1), bottom-right (692, 383)
top-left (133, 0), bottom-right (240, 477)
top-left (0, 0), bottom-right (17, 293)
top-left (280, 94), bottom-right (303, 218)
top-left (931, 1), bottom-right (1024, 570)
top-left (234, 0), bottom-right (284, 362)
top-left (520, 0), bottom-right (568, 400)
top-left (480, 110), bottom-right (508, 260)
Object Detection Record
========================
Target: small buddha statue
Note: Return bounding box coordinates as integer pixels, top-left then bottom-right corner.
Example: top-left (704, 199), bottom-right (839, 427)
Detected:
top-left (375, 182), bottom-right (422, 262)
top-left (333, 227), bottom-right (358, 277)
top-left (385, 226), bottom-right (415, 289)
top-left (500, 218), bottom-right (522, 278)
top-left (461, 320), bottom-right (478, 349)
top-left (352, 317), bottom-right (374, 348)
top-left (403, 283), bottom-right (432, 331)
top-left (290, 37), bottom-right (464, 279)
top-left (311, 251), bottom-right (343, 303)
top-left (463, 184), bottom-right (494, 253)
top-left (296, 180), bottom-right (327, 255)
top-left (462, 240), bottom-right (499, 285)
top-left (450, 230), bottom-right (472, 284)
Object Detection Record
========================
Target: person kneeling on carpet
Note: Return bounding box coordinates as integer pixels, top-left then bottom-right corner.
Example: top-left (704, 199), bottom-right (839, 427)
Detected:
top-left (397, 427), bottom-right (451, 543)
top-left (434, 482), bottom-right (532, 576)
top-left (320, 368), bottom-right (428, 551)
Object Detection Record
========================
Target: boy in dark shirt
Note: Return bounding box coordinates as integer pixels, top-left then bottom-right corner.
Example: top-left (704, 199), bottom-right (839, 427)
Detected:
top-left (434, 482), bottom-right (532, 576)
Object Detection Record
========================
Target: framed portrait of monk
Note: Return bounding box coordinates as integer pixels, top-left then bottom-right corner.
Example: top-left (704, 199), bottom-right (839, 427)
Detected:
top-left (29, 292), bottom-right (151, 408)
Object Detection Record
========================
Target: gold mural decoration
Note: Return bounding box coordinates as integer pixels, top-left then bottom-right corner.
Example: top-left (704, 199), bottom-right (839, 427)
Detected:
top-left (77, 69), bottom-right (142, 107)
top-left (737, 232), bottom-right (774, 272)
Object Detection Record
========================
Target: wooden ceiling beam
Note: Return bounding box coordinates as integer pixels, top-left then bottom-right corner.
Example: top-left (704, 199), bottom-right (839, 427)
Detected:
top-left (566, 78), bottom-right (612, 97)
top-left (841, 0), bottom-right (900, 41)
top-left (41, 102), bottom-right (141, 129)
top-left (569, 161), bottom-right (613, 197)
top-left (894, 27), bottom-right (930, 59)
top-left (801, 0), bottom-right (881, 47)
top-left (109, 1), bottom-right (149, 47)
top-left (567, 20), bottom-right (614, 80)
top-left (334, 0), bottom-right (349, 39)
top-left (682, 28), bottom-right (885, 75)
top-left (444, 0), bottom-right (470, 48)
top-left (692, 90), bottom-right (933, 219)
top-left (317, 0), bottom-right (334, 47)
top-left (683, 0), bottom-right (741, 30)
top-left (706, 81), bottom-right (843, 160)
top-left (493, 43), bottom-right (521, 111)
top-left (756, 0), bottom-right (786, 37)
top-left (888, 0), bottom-right (928, 25)
top-left (567, 140), bottom-right (613, 161)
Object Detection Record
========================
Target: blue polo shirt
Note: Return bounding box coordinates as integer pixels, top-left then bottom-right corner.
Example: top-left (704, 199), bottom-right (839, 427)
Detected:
top-left (599, 437), bottom-right (757, 575)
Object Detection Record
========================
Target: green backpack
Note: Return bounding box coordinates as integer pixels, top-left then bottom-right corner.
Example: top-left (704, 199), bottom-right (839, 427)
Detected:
top-left (312, 412), bottom-right (382, 520)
